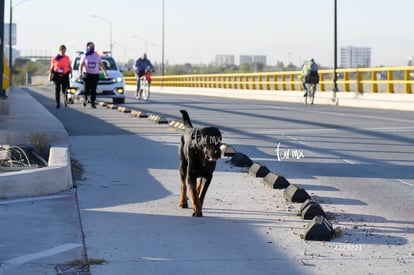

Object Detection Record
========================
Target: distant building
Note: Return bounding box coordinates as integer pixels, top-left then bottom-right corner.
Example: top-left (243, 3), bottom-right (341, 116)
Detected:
top-left (253, 55), bottom-right (266, 65)
top-left (239, 55), bottom-right (267, 66)
top-left (240, 55), bottom-right (253, 65)
top-left (340, 46), bottom-right (371, 68)
top-left (215, 55), bottom-right (235, 66)
top-left (408, 57), bottom-right (413, 66)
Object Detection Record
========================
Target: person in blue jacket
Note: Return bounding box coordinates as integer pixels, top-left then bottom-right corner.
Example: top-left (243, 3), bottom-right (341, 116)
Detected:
top-left (134, 53), bottom-right (154, 93)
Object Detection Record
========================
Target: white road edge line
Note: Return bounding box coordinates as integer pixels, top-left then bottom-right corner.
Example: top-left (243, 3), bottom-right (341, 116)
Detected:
top-left (4, 243), bottom-right (82, 265)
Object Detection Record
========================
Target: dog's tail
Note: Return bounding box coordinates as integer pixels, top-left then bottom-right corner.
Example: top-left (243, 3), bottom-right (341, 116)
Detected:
top-left (180, 110), bottom-right (193, 128)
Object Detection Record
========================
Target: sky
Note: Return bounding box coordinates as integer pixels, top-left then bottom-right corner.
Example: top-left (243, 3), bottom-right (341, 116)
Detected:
top-left (4, 0), bottom-right (414, 67)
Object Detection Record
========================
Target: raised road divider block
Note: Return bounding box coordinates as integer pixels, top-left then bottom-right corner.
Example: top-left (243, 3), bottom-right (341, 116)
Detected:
top-left (248, 162), bottom-right (270, 178)
top-left (230, 152), bottom-right (253, 167)
top-left (220, 143), bottom-right (237, 157)
top-left (117, 106), bottom-right (130, 113)
top-left (298, 199), bottom-right (326, 220)
top-left (301, 215), bottom-right (334, 241)
top-left (130, 110), bottom-right (148, 118)
top-left (284, 184), bottom-right (311, 203)
top-left (148, 114), bottom-right (168, 124)
top-left (262, 172), bottom-right (290, 189)
top-left (168, 120), bottom-right (185, 131)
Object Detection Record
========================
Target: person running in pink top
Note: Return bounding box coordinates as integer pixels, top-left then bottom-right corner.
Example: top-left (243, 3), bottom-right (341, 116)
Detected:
top-left (79, 41), bottom-right (108, 108)
top-left (49, 44), bottom-right (72, 108)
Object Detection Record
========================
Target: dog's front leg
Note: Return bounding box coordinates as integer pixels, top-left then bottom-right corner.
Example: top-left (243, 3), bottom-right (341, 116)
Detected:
top-left (199, 175), bottom-right (212, 209)
top-left (189, 185), bottom-right (202, 217)
top-left (196, 178), bottom-right (204, 197)
top-left (179, 176), bottom-right (188, 208)
top-left (188, 176), bottom-right (202, 217)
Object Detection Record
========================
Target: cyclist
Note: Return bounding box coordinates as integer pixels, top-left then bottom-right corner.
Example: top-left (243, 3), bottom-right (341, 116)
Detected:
top-left (301, 58), bottom-right (319, 97)
top-left (134, 53), bottom-right (155, 93)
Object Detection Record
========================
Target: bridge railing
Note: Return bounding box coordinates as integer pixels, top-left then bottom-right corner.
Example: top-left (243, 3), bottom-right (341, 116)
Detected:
top-left (125, 66), bottom-right (414, 94)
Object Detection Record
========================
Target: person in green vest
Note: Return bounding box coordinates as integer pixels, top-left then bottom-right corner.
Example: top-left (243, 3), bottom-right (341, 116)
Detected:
top-left (301, 58), bottom-right (319, 97)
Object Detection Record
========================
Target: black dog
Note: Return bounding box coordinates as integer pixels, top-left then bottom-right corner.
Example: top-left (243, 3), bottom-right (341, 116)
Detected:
top-left (178, 110), bottom-right (222, 217)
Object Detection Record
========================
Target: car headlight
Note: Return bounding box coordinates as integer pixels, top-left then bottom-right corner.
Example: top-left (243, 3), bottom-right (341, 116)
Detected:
top-left (116, 77), bottom-right (123, 83)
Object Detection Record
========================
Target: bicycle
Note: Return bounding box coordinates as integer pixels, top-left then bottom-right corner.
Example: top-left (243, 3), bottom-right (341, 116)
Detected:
top-left (303, 74), bottom-right (319, 105)
top-left (304, 82), bottom-right (316, 105)
top-left (135, 69), bottom-right (151, 101)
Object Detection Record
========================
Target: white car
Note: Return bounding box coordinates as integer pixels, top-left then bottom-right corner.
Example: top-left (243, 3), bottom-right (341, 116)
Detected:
top-left (67, 51), bottom-right (125, 104)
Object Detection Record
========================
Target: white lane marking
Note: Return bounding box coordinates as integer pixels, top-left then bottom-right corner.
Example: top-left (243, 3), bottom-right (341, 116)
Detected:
top-left (141, 257), bottom-right (170, 261)
top-left (397, 179), bottom-right (414, 187)
top-left (265, 105), bottom-right (414, 124)
top-left (343, 159), bottom-right (356, 165)
top-left (4, 243), bottom-right (82, 265)
top-left (0, 194), bottom-right (72, 205)
top-left (254, 126), bottom-right (414, 136)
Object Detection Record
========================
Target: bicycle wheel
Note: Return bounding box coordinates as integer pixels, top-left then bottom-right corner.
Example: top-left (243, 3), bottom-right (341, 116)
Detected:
top-left (310, 84), bottom-right (316, 105)
top-left (304, 84), bottom-right (309, 105)
top-left (141, 79), bottom-right (150, 101)
top-left (135, 88), bottom-right (141, 100)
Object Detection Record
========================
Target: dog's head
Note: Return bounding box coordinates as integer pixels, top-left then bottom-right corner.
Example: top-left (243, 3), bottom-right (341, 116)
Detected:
top-left (195, 127), bottom-right (222, 162)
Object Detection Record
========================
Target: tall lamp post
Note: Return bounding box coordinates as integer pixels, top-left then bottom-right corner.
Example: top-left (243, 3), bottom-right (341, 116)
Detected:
top-left (161, 0), bottom-right (165, 88)
top-left (91, 14), bottom-right (113, 53)
top-left (0, 1), bottom-right (4, 96)
top-left (9, 0), bottom-right (30, 85)
top-left (333, 0), bottom-right (339, 97)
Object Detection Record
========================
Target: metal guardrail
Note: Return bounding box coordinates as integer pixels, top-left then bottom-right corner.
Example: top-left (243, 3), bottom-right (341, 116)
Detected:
top-left (125, 66), bottom-right (414, 94)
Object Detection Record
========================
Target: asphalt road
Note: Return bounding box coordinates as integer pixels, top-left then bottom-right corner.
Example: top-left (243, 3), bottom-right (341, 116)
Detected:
top-left (24, 86), bottom-right (414, 274)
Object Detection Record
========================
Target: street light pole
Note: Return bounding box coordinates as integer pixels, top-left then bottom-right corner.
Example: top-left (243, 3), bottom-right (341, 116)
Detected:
top-left (9, 0), bottom-right (30, 85)
top-left (9, 0), bottom-right (13, 85)
top-left (333, 0), bottom-right (339, 96)
top-left (162, 0), bottom-right (165, 78)
top-left (0, 0), bottom-right (4, 97)
top-left (91, 15), bottom-right (113, 53)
